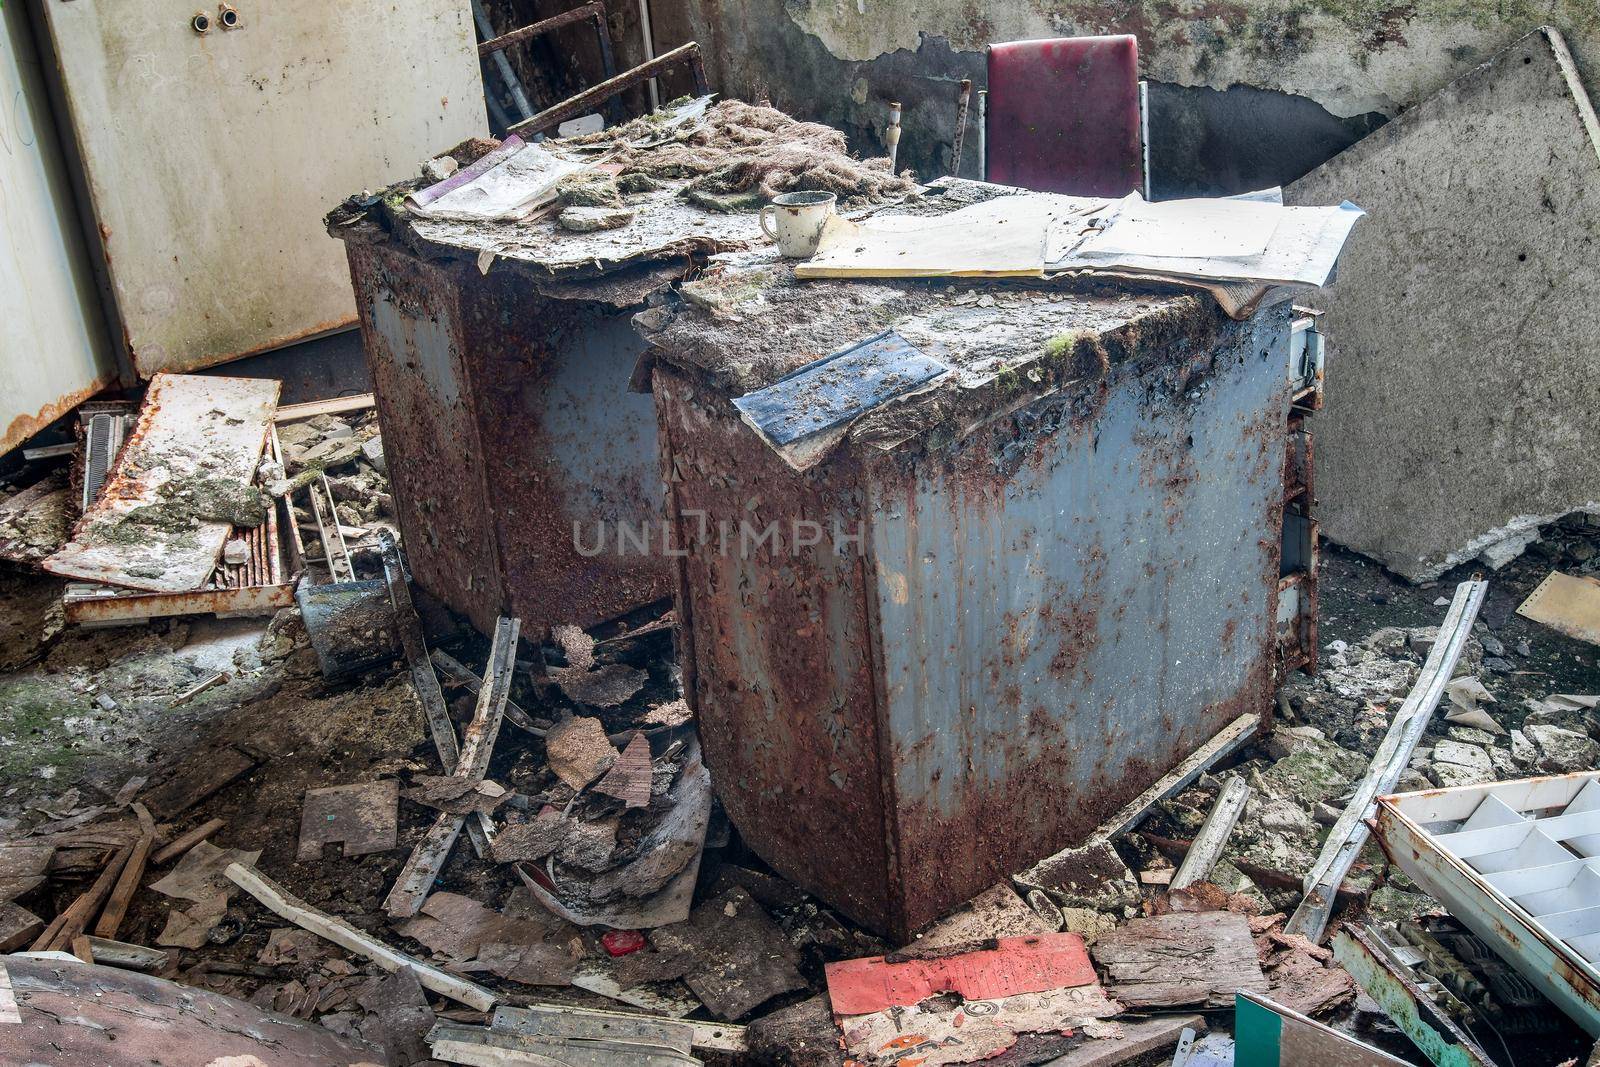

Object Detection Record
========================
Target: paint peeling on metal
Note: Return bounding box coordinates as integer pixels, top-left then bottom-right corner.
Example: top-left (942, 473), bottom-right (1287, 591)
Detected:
top-left (342, 226), bottom-right (673, 636)
top-left (655, 300), bottom-right (1294, 939)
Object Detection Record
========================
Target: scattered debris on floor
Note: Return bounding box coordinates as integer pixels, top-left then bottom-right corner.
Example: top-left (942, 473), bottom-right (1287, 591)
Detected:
top-left (3, 55), bottom-right (1600, 1067)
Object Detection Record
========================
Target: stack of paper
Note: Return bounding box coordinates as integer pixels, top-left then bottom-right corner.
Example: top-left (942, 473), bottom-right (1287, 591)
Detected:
top-left (796, 188), bottom-right (1363, 316)
top-left (1058, 191), bottom-right (1364, 288)
top-left (405, 140), bottom-right (585, 222)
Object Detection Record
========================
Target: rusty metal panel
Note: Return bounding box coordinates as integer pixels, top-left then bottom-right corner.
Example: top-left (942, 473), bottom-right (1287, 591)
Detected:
top-left (655, 366), bottom-right (894, 928)
top-left (863, 305), bottom-right (1290, 934)
top-left (1, 1), bottom-right (114, 455)
top-left (344, 233), bottom-right (671, 635)
top-left (30, 0), bottom-right (485, 377)
top-left (344, 239), bottom-right (505, 635)
top-left (657, 303), bottom-right (1293, 939)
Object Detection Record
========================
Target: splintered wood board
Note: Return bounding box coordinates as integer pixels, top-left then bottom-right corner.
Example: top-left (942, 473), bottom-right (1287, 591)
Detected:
top-left (44, 374), bottom-right (280, 593)
top-left (1518, 570), bottom-right (1600, 646)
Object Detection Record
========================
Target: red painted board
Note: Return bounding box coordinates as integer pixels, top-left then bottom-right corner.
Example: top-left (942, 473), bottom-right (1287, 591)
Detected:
top-left (986, 34), bottom-right (1143, 197)
top-left (824, 933), bottom-right (1098, 1016)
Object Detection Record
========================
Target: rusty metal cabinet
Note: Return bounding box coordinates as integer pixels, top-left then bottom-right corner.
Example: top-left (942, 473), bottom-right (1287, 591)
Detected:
top-left (648, 282), bottom-right (1297, 939)
top-left (337, 225), bottom-right (673, 636)
top-left (27, 0), bottom-right (486, 378)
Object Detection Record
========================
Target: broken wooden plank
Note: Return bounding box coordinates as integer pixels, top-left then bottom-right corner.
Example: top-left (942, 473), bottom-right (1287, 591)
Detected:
top-left (37, 843), bottom-right (134, 951)
top-left (429, 1022), bottom-right (701, 1066)
top-left (384, 813), bottom-right (467, 921)
top-left (380, 530), bottom-right (460, 773)
top-left (0, 951), bottom-right (383, 1063)
top-left (0, 902), bottom-right (43, 953)
top-left (92, 833), bottom-right (153, 939)
top-left (225, 863), bottom-right (497, 1011)
top-left (274, 393), bottom-right (376, 423)
top-left (1046, 1013), bottom-right (1205, 1067)
top-left (82, 936), bottom-right (171, 973)
top-left (493, 1004), bottom-right (746, 1055)
top-left (1171, 775), bottom-right (1250, 891)
top-left (1089, 911), bottom-right (1270, 1010)
top-left (152, 818), bottom-right (225, 865)
top-left (1285, 578), bottom-right (1488, 943)
top-left (143, 749), bottom-right (257, 820)
top-left (169, 671), bottom-right (228, 708)
top-left (385, 617), bottom-right (519, 919)
top-left (44, 373), bottom-right (281, 593)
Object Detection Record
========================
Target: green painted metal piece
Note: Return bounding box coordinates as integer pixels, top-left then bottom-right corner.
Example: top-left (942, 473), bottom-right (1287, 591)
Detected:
top-left (1332, 926), bottom-right (1496, 1067)
top-left (1234, 991), bottom-right (1285, 1066)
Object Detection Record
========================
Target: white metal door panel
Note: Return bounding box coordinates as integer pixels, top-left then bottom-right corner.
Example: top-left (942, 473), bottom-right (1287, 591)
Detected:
top-left (32, 0), bottom-right (486, 377)
top-left (1, 1), bottom-right (115, 455)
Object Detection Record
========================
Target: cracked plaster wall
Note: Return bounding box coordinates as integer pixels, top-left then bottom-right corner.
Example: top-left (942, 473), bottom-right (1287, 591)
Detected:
top-left (669, 0), bottom-right (1600, 192)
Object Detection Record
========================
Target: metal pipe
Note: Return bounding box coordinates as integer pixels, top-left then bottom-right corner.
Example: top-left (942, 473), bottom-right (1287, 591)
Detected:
top-left (976, 89), bottom-right (987, 180)
top-left (885, 100), bottom-right (902, 170)
top-left (636, 0), bottom-right (660, 111)
top-left (950, 79), bottom-right (972, 178)
top-left (507, 41), bottom-right (706, 138)
top-left (1139, 79), bottom-right (1151, 200)
top-left (471, 0), bottom-right (534, 122)
top-left (477, 2), bottom-right (605, 56)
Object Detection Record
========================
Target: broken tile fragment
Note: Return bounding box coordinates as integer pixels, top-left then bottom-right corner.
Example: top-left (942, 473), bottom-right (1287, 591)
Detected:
top-left (491, 809), bottom-right (570, 864)
top-left (150, 840), bottom-right (260, 903)
top-left (297, 779), bottom-right (399, 861)
top-left (649, 887), bottom-right (806, 1020)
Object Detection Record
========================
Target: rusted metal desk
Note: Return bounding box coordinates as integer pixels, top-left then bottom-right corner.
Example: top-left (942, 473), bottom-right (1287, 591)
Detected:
top-left (330, 164), bottom-right (755, 635)
top-left (639, 192), bottom-right (1304, 937)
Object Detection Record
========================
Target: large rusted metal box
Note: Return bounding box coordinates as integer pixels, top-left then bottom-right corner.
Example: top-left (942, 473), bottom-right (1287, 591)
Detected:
top-left (644, 268), bottom-right (1295, 938)
top-left (337, 225), bottom-right (673, 635)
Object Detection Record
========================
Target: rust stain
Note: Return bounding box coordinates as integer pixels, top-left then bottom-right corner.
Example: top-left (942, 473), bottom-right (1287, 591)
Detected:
top-left (2, 376), bottom-right (116, 458)
top-left (65, 582), bottom-right (294, 624)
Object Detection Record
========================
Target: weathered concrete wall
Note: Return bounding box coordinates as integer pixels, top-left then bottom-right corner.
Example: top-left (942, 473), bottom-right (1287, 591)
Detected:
top-left (658, 0), bottom-right (1600, 193)
top-left (1286, 27), bottom-right (1600, 581)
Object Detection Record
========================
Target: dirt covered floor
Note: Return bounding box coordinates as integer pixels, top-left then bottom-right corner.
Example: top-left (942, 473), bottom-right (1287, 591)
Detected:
top-left (0, 507), bottom-right (1598, 1064)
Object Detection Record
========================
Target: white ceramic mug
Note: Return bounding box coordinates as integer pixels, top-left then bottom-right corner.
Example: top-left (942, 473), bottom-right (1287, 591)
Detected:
top-left (759, 191), bottom-right (837, 258)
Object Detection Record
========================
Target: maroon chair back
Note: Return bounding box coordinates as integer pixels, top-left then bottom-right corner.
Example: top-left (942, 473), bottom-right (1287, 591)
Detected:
top-left (985, 34), bottom-right (1143, 196)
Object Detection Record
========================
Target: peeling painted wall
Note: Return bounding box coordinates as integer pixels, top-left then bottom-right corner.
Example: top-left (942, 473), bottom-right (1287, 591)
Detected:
top-left (666, 0), bottom-right (1600, 192)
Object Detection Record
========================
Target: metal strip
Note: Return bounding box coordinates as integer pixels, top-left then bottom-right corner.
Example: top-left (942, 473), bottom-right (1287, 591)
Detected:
top-left (1331, 926), bottom-right (1496, 1067)
top-left (1285, 578), bottom-right (1489, 942)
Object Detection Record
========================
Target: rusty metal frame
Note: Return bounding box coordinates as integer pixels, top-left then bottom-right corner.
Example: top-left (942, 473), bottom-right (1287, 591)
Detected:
top-left (479, 2), bottom-right (622, 127)
top-left (507, 41), bottom-right (708, 138)
top-left (1375, 774), bottom-right (1600, 1037)
top-left (1331, 925), bottom-right (1497, 1067)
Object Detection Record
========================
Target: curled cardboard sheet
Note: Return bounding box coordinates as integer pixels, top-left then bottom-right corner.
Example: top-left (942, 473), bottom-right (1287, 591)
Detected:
top-left (517, 741), bottom-right (712, 929)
